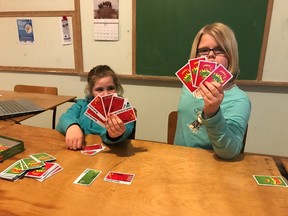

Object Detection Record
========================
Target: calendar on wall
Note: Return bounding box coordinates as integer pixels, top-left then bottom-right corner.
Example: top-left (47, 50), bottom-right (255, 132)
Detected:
top-left (93, 0), bottom-right (119, 41)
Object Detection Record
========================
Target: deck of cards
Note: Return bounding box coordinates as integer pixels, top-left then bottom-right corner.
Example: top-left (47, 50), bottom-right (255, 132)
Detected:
top-left (85, 93), bottom-right (137, 127)
top-left (0, 152), bottom-right (62, 182)
top-left (175, 57), bottom-right (233, 93)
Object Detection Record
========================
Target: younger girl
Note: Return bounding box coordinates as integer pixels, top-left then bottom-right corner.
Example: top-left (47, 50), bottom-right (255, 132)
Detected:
top-left (56, 65), bottom-right (135, 150)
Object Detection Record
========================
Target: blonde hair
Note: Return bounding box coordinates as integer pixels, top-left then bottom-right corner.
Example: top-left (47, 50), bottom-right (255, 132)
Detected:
top-left (190, 22), bottom-right (239, 81)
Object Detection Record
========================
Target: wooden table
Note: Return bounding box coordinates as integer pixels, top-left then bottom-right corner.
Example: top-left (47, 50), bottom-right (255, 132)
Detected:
top-left (0, 123), bottom-right (287, 216)
top-left (0, 90), bottom-right (76, 122)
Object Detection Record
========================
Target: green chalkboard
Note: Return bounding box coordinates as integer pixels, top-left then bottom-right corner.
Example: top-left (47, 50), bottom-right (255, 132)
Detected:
top-left (136, 0), bottom-right (271, 80)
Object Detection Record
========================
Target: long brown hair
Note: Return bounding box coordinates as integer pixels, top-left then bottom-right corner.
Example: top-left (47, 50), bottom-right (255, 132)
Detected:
top-left (85, 65), bottom-right (124, 98)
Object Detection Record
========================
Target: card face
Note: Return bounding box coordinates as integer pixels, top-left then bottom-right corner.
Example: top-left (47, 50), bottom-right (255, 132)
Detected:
top-left (113, 107), bottom-right (137, 124)
top-left (102, 93), bottom-right (116, 115)
top-left (175, 63), bottom-right (197, 93)
top-left (108, 96), bottom-right (127, 114)
top-left (81, 143), bottom-right (105, 156)
top-left (253, 175), bottom-right (288, 187)
top-left (194, 60), bottom-right (217, 87)
top-left (1, 160), bottom-right (24, 175)
top-left (0, 160), bottom-right (26, 181)
top-left (84, 107), bottom-right (106, 127)
top-left (89, 95), bottom-right (106, 120)
top-left (202, 64), bottom-right (233, 86)
top-left (188, 57), bottom-right (206, 86)
top-left (82, 144), bottom-right (103, 151)
top-left (21, 158), bottom-right (45, 170)
top-left (104, 171), bottom-right (135, 185)
top-left (25, 162), bottom-right (56, 178)
top-left (29, 152), bottom-right (56, 162)
top-left (73, 168), bottom-right (101, 186)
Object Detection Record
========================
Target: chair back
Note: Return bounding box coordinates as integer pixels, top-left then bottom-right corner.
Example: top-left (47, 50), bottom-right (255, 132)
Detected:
top-left (14, 84), bottom-right (58, 129)
top-left (167, 111), bottom-right (178, 144)
top-left (167, 110), bottom-right (248, 153)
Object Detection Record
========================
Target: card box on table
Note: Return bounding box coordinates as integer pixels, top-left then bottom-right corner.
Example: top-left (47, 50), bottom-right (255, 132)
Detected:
top-left (0, 135), bottom-right (25, 162)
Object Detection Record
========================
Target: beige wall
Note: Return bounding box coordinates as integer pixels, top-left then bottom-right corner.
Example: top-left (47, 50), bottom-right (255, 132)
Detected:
top-left (1, 0), bottom-right (288, 157)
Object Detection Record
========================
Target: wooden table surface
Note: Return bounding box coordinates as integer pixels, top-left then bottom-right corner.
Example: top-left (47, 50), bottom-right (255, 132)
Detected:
top-left (0, 123), bottom-right (287, 216)
top-left (0, 90), bottom-right (76, 122)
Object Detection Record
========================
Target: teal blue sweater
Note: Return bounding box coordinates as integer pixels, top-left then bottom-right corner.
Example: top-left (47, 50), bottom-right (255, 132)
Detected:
top-left (56, 98), bottom-right (135, 145)
top-left (174, 85), bottom-right (251, 159)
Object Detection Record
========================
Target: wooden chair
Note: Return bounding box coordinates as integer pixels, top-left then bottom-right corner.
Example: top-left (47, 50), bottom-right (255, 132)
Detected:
top-left (167, 111), bottom-right (178, 144)
top-left (167, 111), bottom-right (248, 153)
top-left (128, 108), bottom-right (137, 139)
top-left (14, 84), bottom-right (58, 129)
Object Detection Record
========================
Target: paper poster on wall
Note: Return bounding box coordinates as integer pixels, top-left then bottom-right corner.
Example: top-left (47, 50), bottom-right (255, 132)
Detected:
top-left (93, 0), bottom-right (119, 41)
top-left (17, 19), bottom-right (34, 44)
top-left (60, 16), bottom-right (72, 45)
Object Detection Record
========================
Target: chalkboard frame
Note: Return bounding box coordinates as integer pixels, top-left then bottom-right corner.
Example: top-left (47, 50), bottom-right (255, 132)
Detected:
top-left (132, 0), bottom-right (274, 84)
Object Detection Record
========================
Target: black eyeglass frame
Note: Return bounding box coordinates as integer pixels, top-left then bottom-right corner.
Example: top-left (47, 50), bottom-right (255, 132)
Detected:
top-left (197, 47), bottom-right (226, 56)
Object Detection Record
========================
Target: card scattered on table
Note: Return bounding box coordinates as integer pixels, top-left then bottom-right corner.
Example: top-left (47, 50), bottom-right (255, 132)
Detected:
top-left (0, 160), bottom-right (26, 181)
top-left (253, 175), bottom-right (288, 187)
top-left (20, 157), bottom-right (45, 171)
top-left (85, 94), bottom-right (136, 127)
top-left (175, 57), bottom-right (233, 94)
top-left (81, 143), bottom-right (106, 156)
top-left (104, 171), bottom-right (135, 185)
top-left (73, 168), bottom-right (102, 186)
top-left (29, 152), bottom-right (56, 162)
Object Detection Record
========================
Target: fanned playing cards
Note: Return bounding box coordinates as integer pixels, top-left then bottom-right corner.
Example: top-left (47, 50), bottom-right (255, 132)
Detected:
top-left (175, 57), bottom-right (233, 93)
top-left (85, 94), bottom-right (137, 127)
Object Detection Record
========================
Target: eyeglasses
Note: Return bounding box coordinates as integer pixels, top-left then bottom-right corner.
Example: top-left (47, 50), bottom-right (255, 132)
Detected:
top-left (94, 85), bottom-right (116, 93)
top-left (197, 47), bottom-right (225, 56)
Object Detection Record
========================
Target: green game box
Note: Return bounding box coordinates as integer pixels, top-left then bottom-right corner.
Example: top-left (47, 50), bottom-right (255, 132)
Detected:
top-left (0, 135), bottom-right (25, 163)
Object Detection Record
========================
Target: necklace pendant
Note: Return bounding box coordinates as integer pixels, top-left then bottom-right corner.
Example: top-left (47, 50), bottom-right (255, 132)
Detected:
top-left (187, 113), bottom-right (203, 133)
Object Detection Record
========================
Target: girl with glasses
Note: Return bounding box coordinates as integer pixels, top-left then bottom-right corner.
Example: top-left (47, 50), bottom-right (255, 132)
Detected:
top-left (174, 23), bottom-right (251, 160)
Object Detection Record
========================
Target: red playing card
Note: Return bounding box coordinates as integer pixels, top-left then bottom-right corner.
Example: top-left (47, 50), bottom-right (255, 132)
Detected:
top-left (104, 171), bottom-right (135, 185)
top-left (202, 64), bottom-right (233, 86)
top-left (194, 60), bottom-right (217, 87)
top-left (175, 63), bottom-right (198, 93)
top-left (108, 96), bottom-right (127, 114)
top-left (84, 108), bottom-right (105, 127)
top-left (25, 162), bottom-right (56, 178)
top-left (112, 107), bottom-right (136, 124)
top-left (82, 144), bottom-right (103, 152)
top-left (102, 93), bottom-right (116, 115)
top-left (188, 57), bottom-right (206, 87)
top-left (88, 95), bottom-right (106, 119)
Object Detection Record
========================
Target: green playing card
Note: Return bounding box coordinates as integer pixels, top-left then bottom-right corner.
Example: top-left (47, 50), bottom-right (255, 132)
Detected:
top-left (73, 168), bottom-right (101, 186)
top-left (253, 175), bottom-right (288, 187)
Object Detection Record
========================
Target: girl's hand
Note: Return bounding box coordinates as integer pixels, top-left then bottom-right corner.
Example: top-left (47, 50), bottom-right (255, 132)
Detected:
top-left (65, 124), bottom-right (84, 150)
top-left (199, 81), bottom-right (224, 119)
top-left (105, 114), bottom-right (126, 138)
